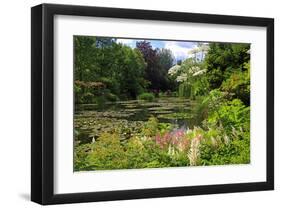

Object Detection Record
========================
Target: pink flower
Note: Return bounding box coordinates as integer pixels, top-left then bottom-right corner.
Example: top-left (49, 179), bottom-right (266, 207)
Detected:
top-left (155, 128), bottom-right (191, 151)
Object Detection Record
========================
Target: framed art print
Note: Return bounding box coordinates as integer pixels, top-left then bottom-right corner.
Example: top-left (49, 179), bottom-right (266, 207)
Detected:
top-left (31, 3), bottom-right (274, 205)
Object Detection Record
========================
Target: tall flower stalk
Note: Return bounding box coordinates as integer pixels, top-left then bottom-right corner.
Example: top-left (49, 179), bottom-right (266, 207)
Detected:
top-left (188, 134), bottom-right (202, 166)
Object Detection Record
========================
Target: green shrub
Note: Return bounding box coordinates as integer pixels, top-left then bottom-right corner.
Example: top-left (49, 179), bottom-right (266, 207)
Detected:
top-left (190, 77), bottom-right (209, 98)
top-left (74, 143), bottom-right (95, 171)
top-left (81, 92), bottom-right (95, 103)
top-left (202, 89), bottom-right (225, 111)
top-left (221, 63), bottom-right (250, 105)
top-left (99, 77), bottom-right (120, 95)
top-left (142, 116), bottom-right (159, 137)
top-left (200, 134), bottom-right (250, 165)
top-left (205, 98), bottom-right (250, 133)
top-left (169, 151), bottom-right (190, 167)
top-left (74, 125), bottom-right (250, 171)
top-left (137, 92), bottom-right (155, 101)
top-left (106, 93), bottom-right (119, 102)
top-left (95, 95), bottom-right (107, 109)
top-left (85, 133), bottom-right (128, 170)
top-left (193, 89), bottom-right (225, 125)
top-left (74, 84), bottom-right (82, 103)
top-left (75, 132), bottom-right (173, 170)
top-left (199, 123), bottom-right (250, 166)
top-left (192, 96), bottom-right (209, 124)
top-left (125, 138), bottom-right (172, 168)
top-left (158, 122), bottom-right (173, 134)
top-left (171, 91), bottom-right (178, 97)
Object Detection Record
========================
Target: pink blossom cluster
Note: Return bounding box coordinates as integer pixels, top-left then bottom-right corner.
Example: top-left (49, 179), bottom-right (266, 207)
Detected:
top-left (155, 128), bottom-right (190, 151)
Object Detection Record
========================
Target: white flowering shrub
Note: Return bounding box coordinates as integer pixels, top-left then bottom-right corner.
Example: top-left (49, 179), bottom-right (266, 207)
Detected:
top-left (176, 73), bottom-right (188, 83)
top-left (193, 69), bottom-right (207, 76)
top-left (168, 65), bottom-right (181, 76)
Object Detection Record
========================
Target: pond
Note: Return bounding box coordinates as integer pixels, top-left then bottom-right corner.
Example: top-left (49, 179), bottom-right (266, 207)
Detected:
top-left (74, 97), bottom-right (200, 144)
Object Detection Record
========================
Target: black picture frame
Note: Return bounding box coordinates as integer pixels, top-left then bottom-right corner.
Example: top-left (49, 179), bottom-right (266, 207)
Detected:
top-left (31, 3), bottom-right (274, 205)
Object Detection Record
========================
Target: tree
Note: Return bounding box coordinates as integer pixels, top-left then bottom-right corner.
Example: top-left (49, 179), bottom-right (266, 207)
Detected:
top-left (74, 36), bottom-right (99, 81)
top-left (156, 48), bottom-right (175, 90)
top-left (205, 43), bottom-right (250, 89)
top-left (136, 41), bottom-right (161, 90)
top-left (74, 36), bottom-right (148, 102)
top-left (74, 36), bottom-right (117, 82)
top-left (117, 46), bottom-right (147, 98)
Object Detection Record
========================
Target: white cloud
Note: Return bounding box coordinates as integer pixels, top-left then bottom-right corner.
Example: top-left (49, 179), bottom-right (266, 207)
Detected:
top-left (164, 41), bottom-right (197, 60)
top-left (116, 39), bottom-right (135, 46)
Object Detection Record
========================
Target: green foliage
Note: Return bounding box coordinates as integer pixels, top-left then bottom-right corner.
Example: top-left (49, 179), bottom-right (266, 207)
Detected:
top-left (81, 92), bottom-right (95, 104)
top-left (202, 89), bottom-right (225, 112)
top-left (106, 93), bottom-right (119, 102)
top-left (75, 129), bottom-right (173, 170)
top-left (205, 43), bottom-right (250, 89)
top-left (192, 96), bottom-right (209, 124)
top-left (157, 123), bottom-right (174, 134)
top-left (95, 95), bottom-right (107, 109)
top-left (178, 82), bottom-right (191, 98)
top-left (221, 61), bottom-right (250, 105)
top-left (190, 76), bottom-right (209, 98)
top-left (85, 133), bottom-right (128, 170)
top-left (74, 80), bottom-right (106, 104)
top-left (74, 115), bottom-right (250, 171)
top-left (98, 77), bottom-right (120, 95)
top-left (125, 138), bottom-right (172, 168)
top-left (193, 89), bottom-right (225, 124)
top-left (157, 48), bottom-right (175, 91)
top-left (142, 116), bottom-right (159, 137)
top-left (74, 38), bottom-right (251, 171)
top-left (74, 36), bottom-right (147, 102)
top-left (137, 92), bottom-right (155, 102)
top-left (118, 47), bottom-right (147, 98)
top-left (200, 128), bottom-right (250, 165)
top-left (205, 98), bottom-right (250, 133)
top-left (74, 143), bottom-right (95, 171)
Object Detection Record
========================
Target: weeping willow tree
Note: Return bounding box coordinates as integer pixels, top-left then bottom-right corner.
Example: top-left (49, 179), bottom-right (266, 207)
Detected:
top-left (167, 43), bottom-right (210, 99)
top-left (178, 82), bottom-right (191, 97)
top-left (169, 59), bottom-right (208, 98)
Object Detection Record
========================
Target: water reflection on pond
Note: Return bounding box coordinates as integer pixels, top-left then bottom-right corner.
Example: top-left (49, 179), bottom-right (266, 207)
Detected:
top-left (75, 97), bottom-right (199, 144)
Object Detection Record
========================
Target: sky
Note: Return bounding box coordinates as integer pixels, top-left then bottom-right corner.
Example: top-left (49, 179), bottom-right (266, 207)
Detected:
top-left (116, 38), bottom-right (199, 61)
